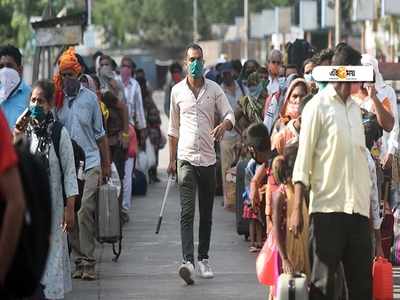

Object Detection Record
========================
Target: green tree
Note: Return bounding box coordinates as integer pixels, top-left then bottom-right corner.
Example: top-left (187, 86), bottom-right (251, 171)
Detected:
top-left (136, 0), bottom-right (192, 47)
top-left (0, 0), bottom-right (323, 51)
top-left (92, 0), bottom-right (141, 47)
top-left (92, 0), bottom-right (293, 48)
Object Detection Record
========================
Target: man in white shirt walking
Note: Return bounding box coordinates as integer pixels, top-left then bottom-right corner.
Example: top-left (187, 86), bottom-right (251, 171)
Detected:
top-left (168, 44), bottom-right (235, 285)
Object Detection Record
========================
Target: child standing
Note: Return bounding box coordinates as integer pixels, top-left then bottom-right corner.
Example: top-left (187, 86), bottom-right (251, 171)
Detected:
top-left (271, 142), bottom-right (310, 277)
top-left (245, 124), bottom-right (274, 252)
top-left (243, 182), bottom-right (263, 252)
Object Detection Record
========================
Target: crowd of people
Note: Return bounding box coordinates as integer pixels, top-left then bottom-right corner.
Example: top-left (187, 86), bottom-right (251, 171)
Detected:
top-left (0, 38), bottom-right (399, 300)
top-left (0, 44), bottom-right (165, 299)
top-left (167, 42), bottom-right (399, 300)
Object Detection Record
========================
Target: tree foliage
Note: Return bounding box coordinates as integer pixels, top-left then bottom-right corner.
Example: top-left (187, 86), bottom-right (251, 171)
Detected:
top-left (91, 0), bottom-right (292, 48)
top-left (2, 0), bottom-right (384, 51)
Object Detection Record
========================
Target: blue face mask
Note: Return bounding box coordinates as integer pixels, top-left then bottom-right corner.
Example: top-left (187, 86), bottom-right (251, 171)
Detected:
top-left (304, 73), bottom-right (314, 83)
top-left (188, 59), bottom-right (204, 79)
top-left (30, 105), bottom-right (46, 122)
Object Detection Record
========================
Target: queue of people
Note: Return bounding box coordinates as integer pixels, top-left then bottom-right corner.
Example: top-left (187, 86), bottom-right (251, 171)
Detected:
top-left (252, 44), bottom-right (397, 299)
top-left (168, 41), bottom-right (398, 299)
top-left (0, 44), bottom-right (165, 299)
top-left (0, 39), bottom-right (398, 300)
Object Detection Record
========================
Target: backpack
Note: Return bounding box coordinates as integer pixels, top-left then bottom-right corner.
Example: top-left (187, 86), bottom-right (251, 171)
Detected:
top-left (0, 141), bottom-right (52, 298)
top-left (51, 121), bottom-right (86, 211)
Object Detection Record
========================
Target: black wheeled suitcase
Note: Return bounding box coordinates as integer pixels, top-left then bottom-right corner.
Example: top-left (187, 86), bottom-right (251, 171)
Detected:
top-left (236, 159), bottom-right (250, 239)
top-left (132, 169), bottom-right (148, 196)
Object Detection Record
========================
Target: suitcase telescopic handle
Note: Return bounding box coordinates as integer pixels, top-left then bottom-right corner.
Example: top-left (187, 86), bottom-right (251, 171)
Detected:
top-left (288, 278), bottom-right (296, 300)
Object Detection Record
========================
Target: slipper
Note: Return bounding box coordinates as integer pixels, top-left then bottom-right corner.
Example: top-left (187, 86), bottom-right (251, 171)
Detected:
top-left (249, 246), bottom-right (258, 253)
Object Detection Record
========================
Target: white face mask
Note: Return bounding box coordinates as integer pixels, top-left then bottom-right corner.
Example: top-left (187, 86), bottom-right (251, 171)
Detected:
top-left (99, 65), bottom-right (114, 79)
top-left (0, 67), bottom-right (20, 104)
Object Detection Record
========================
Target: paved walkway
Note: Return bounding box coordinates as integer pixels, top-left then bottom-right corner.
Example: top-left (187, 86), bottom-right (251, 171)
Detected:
top-left (66, 91), bottom-right (266, 299)
top-left (65, 176), bottom-right (266, 300)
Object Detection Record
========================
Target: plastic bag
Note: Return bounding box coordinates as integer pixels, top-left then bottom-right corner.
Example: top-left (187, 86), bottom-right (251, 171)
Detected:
top-left (135, 138), bottom-right (156, 182)
top-left (256, 233), bottom-right (279, 286)
top-left (136, 151), bottom-right (149, 174)
top-left (145, 137), bottom-right (156, 168)
top-left (109, 162), bottom-right (121, 198)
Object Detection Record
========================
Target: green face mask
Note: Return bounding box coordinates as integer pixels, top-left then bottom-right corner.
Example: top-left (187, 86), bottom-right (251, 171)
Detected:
top-left (188, 59), bottom-right (204, 79)
top-left (30, 105), bottom-right (46, 122)
top-left (317, 81), bottom-right (328, 91)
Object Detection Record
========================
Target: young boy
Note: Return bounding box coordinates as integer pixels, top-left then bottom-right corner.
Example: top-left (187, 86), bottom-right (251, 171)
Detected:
top-left (246, 123), bottom-right (274, 235)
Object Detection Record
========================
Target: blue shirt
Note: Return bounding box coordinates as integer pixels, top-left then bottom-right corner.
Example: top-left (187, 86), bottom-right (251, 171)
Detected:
top-left (56, 86), bottom-right (105, 170)
top-left (0, 80), bottom-right (31, 129)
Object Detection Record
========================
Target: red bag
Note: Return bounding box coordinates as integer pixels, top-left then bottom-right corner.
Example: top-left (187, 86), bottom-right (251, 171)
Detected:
top-left (256, 233), bottom-right (278, 286)
top-left (127, 124), bottom-right (138, 158)
top-left (372, 256), bottom-right (393, 300)
top-left (381, 213), bottom-right (394, 259)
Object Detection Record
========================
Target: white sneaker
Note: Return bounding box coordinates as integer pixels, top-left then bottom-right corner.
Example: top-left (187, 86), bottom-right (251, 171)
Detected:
top-left (198, 259), bottom-right (214, 279)
top-left (178, 261), bottom-right (195, 285)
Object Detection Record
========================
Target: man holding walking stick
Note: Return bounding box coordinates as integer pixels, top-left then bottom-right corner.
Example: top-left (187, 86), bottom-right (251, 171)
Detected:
top-left (167, 44), bottom-right (235, 285)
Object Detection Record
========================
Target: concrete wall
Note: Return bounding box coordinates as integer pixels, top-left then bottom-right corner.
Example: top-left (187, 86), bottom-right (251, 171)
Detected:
top-left (199, 39), bottom-right (267, 66)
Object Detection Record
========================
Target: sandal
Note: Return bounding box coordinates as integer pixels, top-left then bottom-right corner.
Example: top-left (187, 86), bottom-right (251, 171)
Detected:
top-left (249, 246), bottom-right (259, 253)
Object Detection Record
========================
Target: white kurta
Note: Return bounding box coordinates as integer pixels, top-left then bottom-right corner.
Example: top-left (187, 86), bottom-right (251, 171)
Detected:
top-left (30, 125), bottom-right (78, 299)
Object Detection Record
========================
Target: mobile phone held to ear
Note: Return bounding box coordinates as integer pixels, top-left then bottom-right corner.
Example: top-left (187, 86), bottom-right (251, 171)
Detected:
top-left (15, 108), bottom-right (31, 132)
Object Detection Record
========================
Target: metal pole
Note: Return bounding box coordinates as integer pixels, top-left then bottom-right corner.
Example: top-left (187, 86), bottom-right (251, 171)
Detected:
top-left (361, 21), bottom-right (366, 54)
top-left (335, 0), bottom-right (341, 45)
top-left (244, 0), bottom-right (249, 60)
top-left (47, 47), bottom-right (52, 79)
top-left (32, 47), bottom-right (41, 83)
top-left (193, 0), bottom-right (199, 42)
top-left (41, 49), bottom-right (46, 80)
top-left (87, 0), bottom-right (92, 26)
top-left (390, 16), bottom-right (395, 62)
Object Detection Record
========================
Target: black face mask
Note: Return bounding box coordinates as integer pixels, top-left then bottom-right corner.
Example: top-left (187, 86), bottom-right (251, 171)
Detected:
top-left (31, 112), bottom-right (54, 138)
top-left (63, 77), bottom-right (81, 97)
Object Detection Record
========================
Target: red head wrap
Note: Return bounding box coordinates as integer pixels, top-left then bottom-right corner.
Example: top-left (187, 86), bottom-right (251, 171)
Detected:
top-left (53, 47), bottom-right (82, 108)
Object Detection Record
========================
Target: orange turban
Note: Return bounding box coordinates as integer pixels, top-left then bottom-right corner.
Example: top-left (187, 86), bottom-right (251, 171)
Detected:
top-left (54, 47), bottom-right (82, 108)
